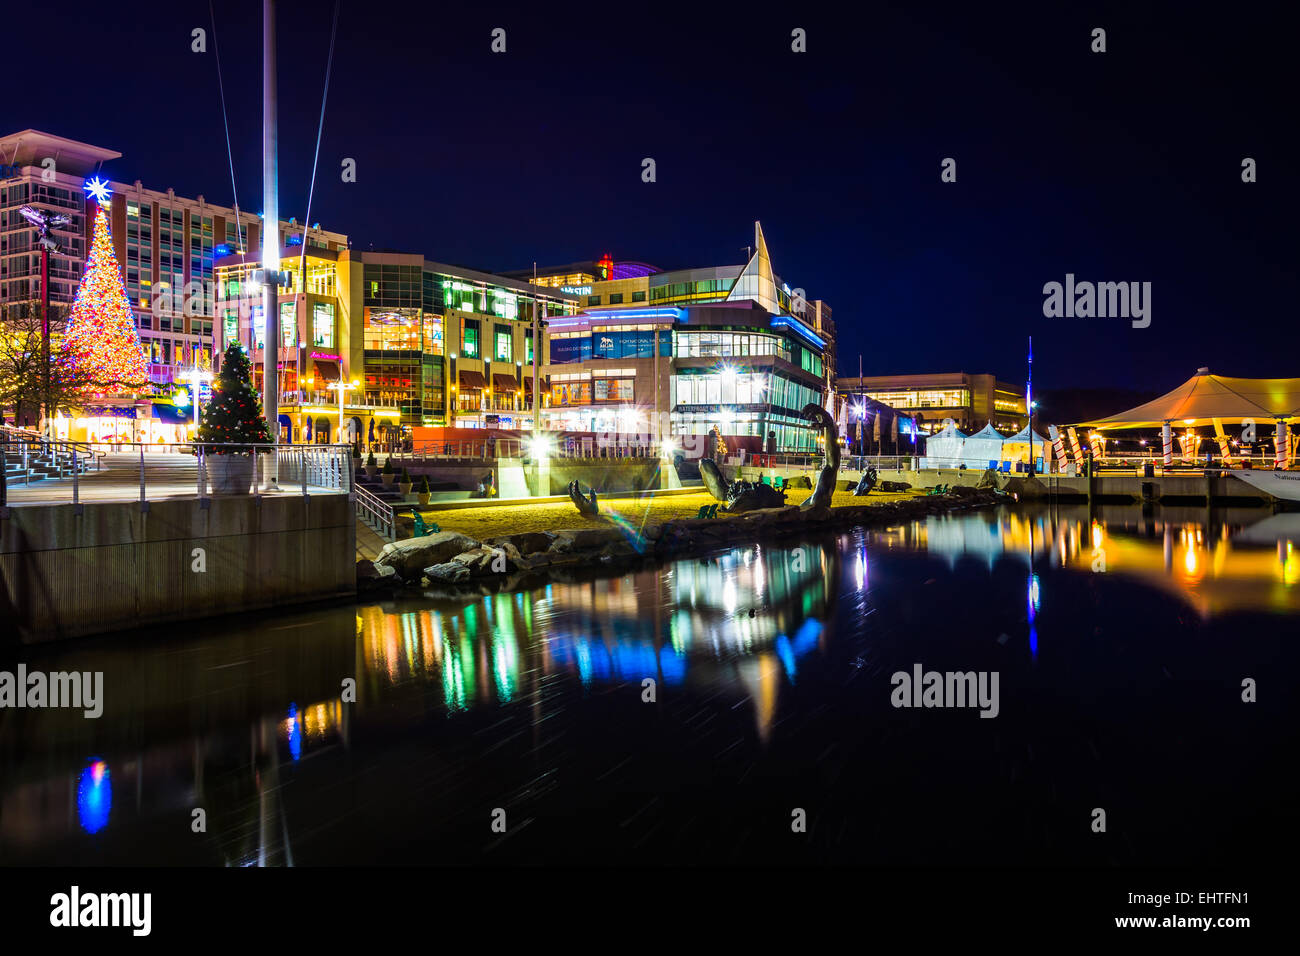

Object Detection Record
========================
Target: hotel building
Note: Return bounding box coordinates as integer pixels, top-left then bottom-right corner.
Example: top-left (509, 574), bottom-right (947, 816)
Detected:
top-left (532, 222), bottom-right (838, 455)
top-left (836, 372), bottom-right (1027, 434)
top-left (0, 129), bottom-right (346, 391)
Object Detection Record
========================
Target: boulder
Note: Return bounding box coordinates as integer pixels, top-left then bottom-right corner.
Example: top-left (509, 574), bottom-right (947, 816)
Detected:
top-left (484, 531), bottom-right (556, 555)
top-left (356, 559), bottom-right (401, 591)
top-left (549, 528), bottom-right (623, 553)
top-left (424, 561), bottom-right (471, 584)
top-left (375, 531), bottom-right (480, 577)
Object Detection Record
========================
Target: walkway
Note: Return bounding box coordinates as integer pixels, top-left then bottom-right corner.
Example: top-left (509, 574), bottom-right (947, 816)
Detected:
top-left (4, 451), bottom-right (342, 504)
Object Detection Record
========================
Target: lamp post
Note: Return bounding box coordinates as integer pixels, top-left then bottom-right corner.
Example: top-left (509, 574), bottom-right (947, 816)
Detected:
top-left (186, 367), bottom-right (213, 433)
top-left (328, 379), bottom-right (358, 445)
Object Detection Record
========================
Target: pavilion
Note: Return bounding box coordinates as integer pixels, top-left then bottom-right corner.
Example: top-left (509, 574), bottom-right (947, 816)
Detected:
top-left (1074, 368), bottom-right (1300, 466)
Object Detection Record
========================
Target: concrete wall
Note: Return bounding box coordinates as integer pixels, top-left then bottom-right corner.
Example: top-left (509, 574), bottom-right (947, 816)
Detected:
top-left (0, 494), bottom-right (355, 643)
top-left (546, 458), bottom-right (664, 494)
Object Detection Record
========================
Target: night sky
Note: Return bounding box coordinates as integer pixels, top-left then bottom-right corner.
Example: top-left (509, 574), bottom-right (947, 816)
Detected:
top-left (9, 1), bottom-right (1296, 392)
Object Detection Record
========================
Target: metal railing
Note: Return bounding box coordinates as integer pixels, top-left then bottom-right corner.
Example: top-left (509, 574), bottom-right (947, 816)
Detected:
top-left (2, 441), bottom-right (352, 506)
top-left (353, 481), bottom-right (397, 540)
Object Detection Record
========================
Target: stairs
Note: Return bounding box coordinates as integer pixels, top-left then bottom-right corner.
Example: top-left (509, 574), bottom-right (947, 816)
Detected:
top-left (2, 445), bottom-right (97, 484)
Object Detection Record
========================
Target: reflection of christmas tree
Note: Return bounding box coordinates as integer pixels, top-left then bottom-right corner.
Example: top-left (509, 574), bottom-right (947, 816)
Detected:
top-left (198, 344), bottom-right (272, 452)
top-left (63, 204), bottom-right (148, 390)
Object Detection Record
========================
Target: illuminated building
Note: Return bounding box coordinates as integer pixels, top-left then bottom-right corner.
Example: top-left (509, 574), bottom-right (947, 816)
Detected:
top-left (0, 129), bottom-right (346, 392)
top-left (213, 247), bottom-right (578, 441)
top-left (535, 222), bottom-right (838, 454)
top-left (836, 372), bottom-right (1027, 434)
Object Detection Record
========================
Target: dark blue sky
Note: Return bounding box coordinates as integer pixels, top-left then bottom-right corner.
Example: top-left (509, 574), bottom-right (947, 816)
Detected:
top-left (10, 1), bottom-right (1296, 390)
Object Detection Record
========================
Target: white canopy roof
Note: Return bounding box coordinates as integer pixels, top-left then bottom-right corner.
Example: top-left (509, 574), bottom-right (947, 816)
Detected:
top-left (1003, 424), bottom-right (1050, 446)
top-left (1077, 369), bottom-right (1300, 429)
top-left (962, 423), bottom-right (1006, 463)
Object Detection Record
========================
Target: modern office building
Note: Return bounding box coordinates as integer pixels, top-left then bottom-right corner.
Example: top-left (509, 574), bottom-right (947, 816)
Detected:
top-left (0, 129), bottom-right (346, 391)
top-left (836, 372), bottom-right (1027, 434)
top-left (212, 246), bottom-right (578, 443)
top-left (538, 222), bottom-right (837, 455)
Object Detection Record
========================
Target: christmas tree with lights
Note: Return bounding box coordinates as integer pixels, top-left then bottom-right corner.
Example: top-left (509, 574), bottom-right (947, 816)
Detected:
top-left (63, 190), bottom-right (149, 390)
top-left (198, 343), bottom-right (272, 452)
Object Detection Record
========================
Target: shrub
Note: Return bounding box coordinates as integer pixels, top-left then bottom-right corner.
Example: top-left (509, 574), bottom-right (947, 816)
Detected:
top-left (417, 475), bottom-right (430, 494)
top-left (400, 468), bottom-right (412, 483)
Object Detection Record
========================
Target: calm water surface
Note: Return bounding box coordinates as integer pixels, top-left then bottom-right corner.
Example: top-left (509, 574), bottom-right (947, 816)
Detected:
top-left (2, 504), bottom-right (1297, 865)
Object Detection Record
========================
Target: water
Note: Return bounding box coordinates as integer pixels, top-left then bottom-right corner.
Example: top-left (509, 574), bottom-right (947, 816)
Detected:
top-left (2, 504), bottom-right (1296, 866)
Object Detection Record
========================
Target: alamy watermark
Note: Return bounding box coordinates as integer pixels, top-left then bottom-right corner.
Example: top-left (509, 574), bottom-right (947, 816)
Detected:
top-left (1043, 274), bottom-right (1151, 328)
top-left (0, 666), bottom-right (103, 718)
top-left (890, 663), bottom-right (999, 718)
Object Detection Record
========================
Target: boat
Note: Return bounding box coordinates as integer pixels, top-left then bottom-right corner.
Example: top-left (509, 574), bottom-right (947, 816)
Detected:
top-left (1230, 470), bottom-right (1300, 502)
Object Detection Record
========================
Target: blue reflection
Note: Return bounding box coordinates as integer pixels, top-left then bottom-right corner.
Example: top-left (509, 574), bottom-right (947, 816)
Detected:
top-left (287, 703), bottom-right (302, 761)
top-left (1027, 573), bottom-right (1040, 659)
top-left (77, 760), bottom-right (112, 834)
top-left (775, 635), bottom-right (797, 681)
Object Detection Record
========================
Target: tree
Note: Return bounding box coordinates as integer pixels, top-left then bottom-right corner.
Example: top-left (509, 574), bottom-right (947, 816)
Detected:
top-left (197, 343), bottom-right (272, 452)
top-left (0, 302), bottom-right (89, 427)
top-left (62, 205), bottom-right (149, 391)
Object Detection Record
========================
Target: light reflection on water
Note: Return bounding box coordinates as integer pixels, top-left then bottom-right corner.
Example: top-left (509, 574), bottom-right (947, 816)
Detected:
top-left (1, 503), bottom-right (1295, 864)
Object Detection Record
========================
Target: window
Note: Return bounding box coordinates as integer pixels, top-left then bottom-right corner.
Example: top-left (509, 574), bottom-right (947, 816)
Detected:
top-left (587, 295), bottom-right (601, 306)
top-left (631, 290), bottom-right (646, 302)
top-left (609, 293), bottom-right (624, 304)
top-left (462, 320), bottom-right (479, 358)
top-left (494, 326), bottom-right (512, 362)
top-left (313, 303), bottom-right (335, 347)
top-left (281, 301), bottom-right (296, 348)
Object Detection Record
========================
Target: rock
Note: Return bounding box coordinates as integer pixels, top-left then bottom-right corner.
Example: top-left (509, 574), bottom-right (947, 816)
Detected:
top-left (784, 475), bottom-right (812, 489)
top-left (375, 531), bottom-right (480, 577)
top-left (423, 561), bottom-right (471, 584)
top-left (356, 559), bottom-right (400, 591)
top-left (484, 531), bottom-right (556, 555)
top-left (549, 528), bottom-right (623, 553)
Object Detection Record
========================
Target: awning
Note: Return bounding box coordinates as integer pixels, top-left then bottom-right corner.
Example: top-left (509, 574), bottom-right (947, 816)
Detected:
top-left (152, 403), bottom-right (192, 424)
top-left (312, 359), bottom-right (340, 383)
top-left (492, 373), bottom-right (517, 392)
top-left (1076, 369), bottom-right (1300, 429)
top-left (459, 370), bottom-right (487, 389)
top-left (278, 414), bottom-right (292, 427)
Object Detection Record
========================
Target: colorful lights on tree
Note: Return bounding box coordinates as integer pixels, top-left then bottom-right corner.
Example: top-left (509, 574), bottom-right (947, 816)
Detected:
top-left (62, 200), bottom-right (149, 391)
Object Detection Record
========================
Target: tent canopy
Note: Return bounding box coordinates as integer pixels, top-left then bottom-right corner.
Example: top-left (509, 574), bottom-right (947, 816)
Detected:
top-left (1003, 424), bottom-right (1049, 446)
top-left (962, 423), bottom-right (1005, 463)
top-left (1076, 369), bottom-right (1300, 429)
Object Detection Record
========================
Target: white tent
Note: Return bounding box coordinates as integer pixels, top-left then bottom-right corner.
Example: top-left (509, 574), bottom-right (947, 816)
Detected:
top-left (962, 423), bottom-right (1006, 467)
top-left (1002, 424), bottom-right (1050, 461)
top-left (922, 422), bottom-right (967, 467)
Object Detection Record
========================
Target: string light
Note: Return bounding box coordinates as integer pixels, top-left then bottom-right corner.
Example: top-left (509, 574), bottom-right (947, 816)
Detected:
top-left (63, 206), bottom-right (148, 390)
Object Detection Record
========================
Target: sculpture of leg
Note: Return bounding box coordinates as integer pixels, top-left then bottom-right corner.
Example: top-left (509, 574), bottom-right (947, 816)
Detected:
top-left (700, 457), bottom-right (728, 502)
top-left (799, 403), bottom-right (840, 514)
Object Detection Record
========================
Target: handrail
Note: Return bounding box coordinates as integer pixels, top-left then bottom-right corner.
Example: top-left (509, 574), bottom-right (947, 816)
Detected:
top-left (353, 481), bottom-right (396, 539)
top-left (3, 441), bottom-right (352, 504)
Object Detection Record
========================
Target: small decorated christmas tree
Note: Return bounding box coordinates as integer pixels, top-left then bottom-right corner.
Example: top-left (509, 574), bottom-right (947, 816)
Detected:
top-left (198, 343), bottom-right (272, 453)
top-left (63, 198), bottom-right (149, 390)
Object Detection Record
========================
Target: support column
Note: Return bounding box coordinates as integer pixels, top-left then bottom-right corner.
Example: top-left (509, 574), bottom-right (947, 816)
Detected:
top-left (1161, 421), bottom-right (1172, 469)
top-left (1276, 419), bottom-right (1288, 470)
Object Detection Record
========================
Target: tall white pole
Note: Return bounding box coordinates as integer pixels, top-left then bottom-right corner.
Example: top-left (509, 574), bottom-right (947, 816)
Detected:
top-left (532, 263), bottom-right (540, 439)
top-left (262, 0), bottom-right (281, 450)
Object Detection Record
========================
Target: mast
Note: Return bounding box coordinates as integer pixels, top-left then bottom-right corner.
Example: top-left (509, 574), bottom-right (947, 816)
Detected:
top-left (261, 0), bottom-right (281, 447)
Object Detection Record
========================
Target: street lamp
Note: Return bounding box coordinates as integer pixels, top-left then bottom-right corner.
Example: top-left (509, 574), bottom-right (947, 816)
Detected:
top-left (327, 379), bottom-right (359, 444)
top-left (185, 367), bottom-right (213, 432)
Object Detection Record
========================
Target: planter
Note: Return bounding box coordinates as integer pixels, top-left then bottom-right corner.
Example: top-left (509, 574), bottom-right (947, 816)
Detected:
top-left (417, 492), bottom-right (430, 506)
top-left (399, 482), bottom-right (413, 496)
top-left (381, 473), bottom-right (396, 487)
top-left (366, 465), bottom-right (380, 477)
top-left (207, 454), bottom-right (255, 495)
